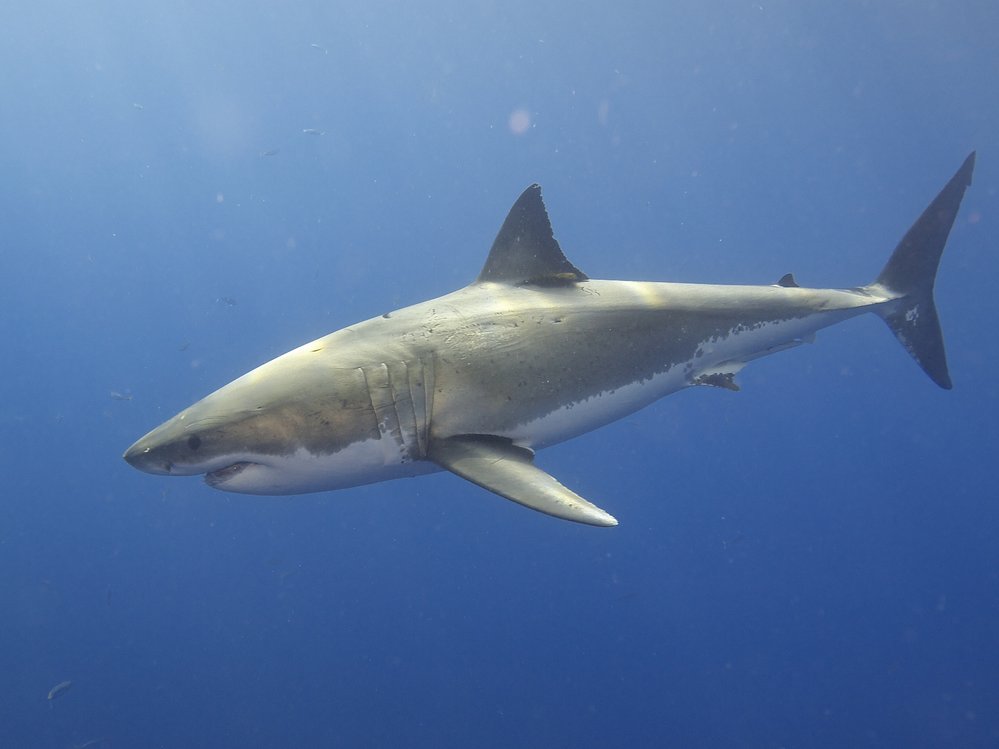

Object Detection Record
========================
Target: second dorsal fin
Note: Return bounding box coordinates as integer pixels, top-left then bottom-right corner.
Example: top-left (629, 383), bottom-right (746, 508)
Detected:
top-left (775, 273), bottom-right (799, 288)
top-left (477, 185), bottom-right (588, 286)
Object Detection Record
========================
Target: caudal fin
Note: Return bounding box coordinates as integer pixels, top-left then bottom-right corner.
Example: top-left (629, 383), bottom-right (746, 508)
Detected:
top-left (870, 152), bottom-right (975, 389)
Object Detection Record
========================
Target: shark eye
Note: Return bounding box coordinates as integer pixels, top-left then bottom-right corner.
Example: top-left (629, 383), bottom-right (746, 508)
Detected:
top-left (187, 435), bottom-right (202, 451)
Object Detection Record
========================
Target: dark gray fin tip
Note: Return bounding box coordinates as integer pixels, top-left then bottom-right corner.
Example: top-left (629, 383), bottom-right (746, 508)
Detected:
top-left (776, 272), bottom-right (799, 288)
top-left (477, 184), bottom-right (589, 286)
top-left (873, 152), bottom-right (974, 390)
top-left (876, 152), bottom-right (975, 296)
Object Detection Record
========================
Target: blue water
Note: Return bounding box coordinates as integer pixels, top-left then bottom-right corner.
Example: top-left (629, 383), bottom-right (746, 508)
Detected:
top-left (2, 2), bottom-right (997, 747)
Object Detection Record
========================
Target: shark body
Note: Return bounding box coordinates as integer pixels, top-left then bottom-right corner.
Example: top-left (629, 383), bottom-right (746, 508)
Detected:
top-left (125, 154), bottom-right (975, 526)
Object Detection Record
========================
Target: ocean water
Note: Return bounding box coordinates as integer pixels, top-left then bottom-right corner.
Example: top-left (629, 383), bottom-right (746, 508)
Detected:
top-left (1, 2), bottom-right (997, 747)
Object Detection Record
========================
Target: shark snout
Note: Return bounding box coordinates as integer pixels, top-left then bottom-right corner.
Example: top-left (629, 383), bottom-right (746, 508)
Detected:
top-left (123, 417), bottom-right (203, 476)
top-left (123, 437), bottom-right (173, 475)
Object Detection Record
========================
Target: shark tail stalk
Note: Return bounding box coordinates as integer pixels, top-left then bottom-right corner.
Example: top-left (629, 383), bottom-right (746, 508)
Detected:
top-left (865, 152), bottom-right (975, 389)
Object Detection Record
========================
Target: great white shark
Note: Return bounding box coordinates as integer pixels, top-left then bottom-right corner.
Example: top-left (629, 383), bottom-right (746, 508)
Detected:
top-left (125, 153), bottom-right (975, 526)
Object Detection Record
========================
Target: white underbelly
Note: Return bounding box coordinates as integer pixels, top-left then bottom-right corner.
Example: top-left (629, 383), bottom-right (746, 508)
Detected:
top-left (209, 439), bottom-right (439, 495)
top-left (508, 367), bottom-right (691, 450)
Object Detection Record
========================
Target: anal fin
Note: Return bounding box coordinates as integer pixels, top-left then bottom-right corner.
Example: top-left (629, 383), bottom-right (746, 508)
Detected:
top-left (428, 435), bottom-right (617, 527)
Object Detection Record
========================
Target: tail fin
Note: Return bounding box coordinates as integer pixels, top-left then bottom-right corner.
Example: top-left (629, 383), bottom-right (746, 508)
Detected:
top-left (870, 152), bottom-right (975, 389)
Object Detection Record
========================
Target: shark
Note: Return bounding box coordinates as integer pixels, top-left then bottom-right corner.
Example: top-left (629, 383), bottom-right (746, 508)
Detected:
top-left (124, 153), bottom-right (975, 526)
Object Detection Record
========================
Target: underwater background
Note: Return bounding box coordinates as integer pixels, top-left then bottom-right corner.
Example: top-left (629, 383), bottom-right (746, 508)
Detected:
top-left (2, 2), bottom-right (998, 747)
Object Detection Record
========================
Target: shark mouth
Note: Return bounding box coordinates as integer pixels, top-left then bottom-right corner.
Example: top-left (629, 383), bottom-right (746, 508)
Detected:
top-left (205, 461), bottom-right (256, 487)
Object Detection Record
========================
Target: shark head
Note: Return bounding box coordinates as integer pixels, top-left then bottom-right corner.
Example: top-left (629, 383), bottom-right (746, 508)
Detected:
top-left (122, 347), bottom-right (419, 494)
top-left (123, 398), bottom-right (268, 487)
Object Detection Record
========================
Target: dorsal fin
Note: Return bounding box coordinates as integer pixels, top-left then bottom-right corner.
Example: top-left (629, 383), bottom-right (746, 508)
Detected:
top-left (477, 184), bottom-right (588, 286)
top-left (775, 272), bottom-right (799, 288)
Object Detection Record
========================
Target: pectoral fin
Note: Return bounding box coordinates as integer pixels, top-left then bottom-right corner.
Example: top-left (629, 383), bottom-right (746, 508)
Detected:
top-left (428, 435), bottom-right (618, 527)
